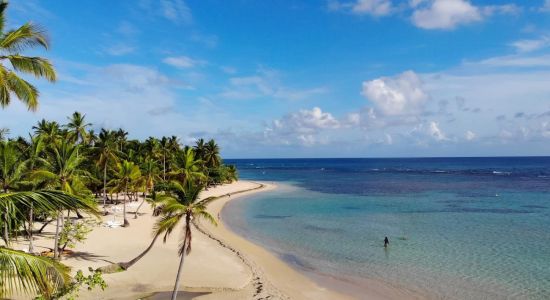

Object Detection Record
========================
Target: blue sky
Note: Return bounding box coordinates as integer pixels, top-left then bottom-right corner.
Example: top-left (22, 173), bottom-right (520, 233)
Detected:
top-left (2, 0), bottom-right (550, 158)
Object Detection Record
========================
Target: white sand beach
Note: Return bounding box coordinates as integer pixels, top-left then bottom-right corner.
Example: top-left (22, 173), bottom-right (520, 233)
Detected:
top-left (14, 181), bottom-right (352, 299)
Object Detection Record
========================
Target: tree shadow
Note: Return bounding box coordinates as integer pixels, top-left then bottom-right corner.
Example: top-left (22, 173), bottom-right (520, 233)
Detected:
top-left (68, 251), bottom-right (114, 264)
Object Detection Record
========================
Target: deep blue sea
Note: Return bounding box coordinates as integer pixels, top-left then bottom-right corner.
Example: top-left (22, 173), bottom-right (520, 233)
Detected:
top-left (223, 157), bottom-right (550, 299)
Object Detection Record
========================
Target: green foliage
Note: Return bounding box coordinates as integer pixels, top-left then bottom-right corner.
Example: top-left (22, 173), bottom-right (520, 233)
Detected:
top-left (35, 268), bottom-right (107, 300)
top-left (0, 1), bottom-right (55, 110)
top-left (0, 247), bottom-right (70, 299)
top-left (58, 220), bottom-right (94, 252)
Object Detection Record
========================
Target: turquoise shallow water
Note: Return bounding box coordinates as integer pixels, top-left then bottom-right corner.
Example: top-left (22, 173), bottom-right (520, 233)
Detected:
top-left (223, 158), bottom-right (550, 299)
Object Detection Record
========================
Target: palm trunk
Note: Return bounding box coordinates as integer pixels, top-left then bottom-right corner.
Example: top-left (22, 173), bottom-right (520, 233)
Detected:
top-left (103, 164), bottom-right (107, 208)
top-left (171, 239), bottom-right (187, 300)
top-left (28, 203), bottom-right (34, 253)
top-left (53, 212), bottom-right (61, 259)
top-left (163, 153), bottom-right (166, 181)
top-left (123, 186), bottom-right (129, 227)
top-left (134, 191), bottom-right (147, 219)
top-left (3, 206), bottom-right (9, 247)
top-left (172, 215), bottom-right (191, 300)
top-left (119, 233), bottom-right (160, 270)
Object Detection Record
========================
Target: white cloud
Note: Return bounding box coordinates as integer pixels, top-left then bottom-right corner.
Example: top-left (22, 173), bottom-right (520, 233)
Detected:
top-left (411, 0), bottom-right (482, 30)
top-left (476, 54), bottom-right (550, 68)
top-left (361, 70), bottom-right (428, 115)
top-left (221, 68), bottom-right (326, 101)
top-left (328, 0), bottom-right (393, 16)
top-left (427, 121), bottom-right (447, 141)
top-left (263, 107), bottom-right (340, 146)
top-left (104, 43), bottom-right (136, 56)
top-left (465, 130), bottom-right (476, 140)
top-left (542, 0), bottom-right (550, 12)
top-left (510, 36), bottom-right (550, 53)
top-left (160, 0), bottom-right (192, 23)
top-left (139, 0), bottom-right (192, 24)
top-left (163, 56), bottom-right (206, 68)
top-left (352, 0), bottom-right (393, 16)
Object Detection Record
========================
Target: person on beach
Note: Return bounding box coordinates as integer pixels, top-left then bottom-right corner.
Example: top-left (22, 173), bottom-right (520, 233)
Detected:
top-left (384, 236), bottom-right (389, 248)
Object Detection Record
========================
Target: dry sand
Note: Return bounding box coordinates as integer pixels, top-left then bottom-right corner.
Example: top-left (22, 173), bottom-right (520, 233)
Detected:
top-left (15, 180), bottom-right (413, 299)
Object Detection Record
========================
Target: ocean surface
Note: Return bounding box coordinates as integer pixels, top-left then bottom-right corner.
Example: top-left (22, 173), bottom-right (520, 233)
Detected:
top-left (223, 157), bottom-right (550, 299)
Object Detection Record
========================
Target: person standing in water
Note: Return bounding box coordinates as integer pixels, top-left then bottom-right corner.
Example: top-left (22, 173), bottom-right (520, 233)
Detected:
top-left (384, 236), bottom-right (389, 248)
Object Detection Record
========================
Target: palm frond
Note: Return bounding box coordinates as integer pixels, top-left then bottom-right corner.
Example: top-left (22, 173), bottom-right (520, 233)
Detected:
top-left (0, 247), bottom-right (70, 299)
top-left (5, 71), bottom-right (38, 111)
top-left (5, 55), bottom-right (56, 81)
top-left (0, 22), bottom-right (49, 53)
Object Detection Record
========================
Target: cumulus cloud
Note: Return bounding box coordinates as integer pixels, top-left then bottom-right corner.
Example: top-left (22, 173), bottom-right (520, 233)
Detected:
top-left (361, 70), bottom-right (428, 116)
top-left (411, 0), bottom-right (482, 30)
top-left (465, 130), bottom-right (476, 140)
top-left (410, 0), bottom-right (517, 30)
top-left (163, 56), bottom-right (206, 68)
top-left (264, 107), bottom-right (339, 146)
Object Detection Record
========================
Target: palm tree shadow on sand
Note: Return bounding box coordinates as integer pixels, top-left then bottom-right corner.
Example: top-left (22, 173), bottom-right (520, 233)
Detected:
top-left (143, 291), bottom-right (209, 300)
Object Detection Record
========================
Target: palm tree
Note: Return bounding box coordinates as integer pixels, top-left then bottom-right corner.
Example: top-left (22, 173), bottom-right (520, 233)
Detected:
top-left (134, 158), bottom-right (160, 218)
top-left (169, 148), bottom-right (205, 185)
top-left (65, 111), bottom-right (91, 145)
top-left (95, 129), bottom-right (119, 208)
top-left (0, 1), bottom-right (56, 111)
top-left (159, 136), bottom-right (171, 181)
top-left (31, 141), bottom-right (91, 258)
top-left (0, 128), bottom-right (8, 141)
top-left (204, 139), bottom-right (221, 170)
top-left (0, 141), bottom-right (24, 245)
top-left (0, 190), bottom-right (96, 299)
top-left (109, 160), bottom-right (141, 227)
top-left (115, 128), bottom-right (128, 153)
top-left (153, 180), bottom-right (216, 300)
top-left (32, 119), bottom-right (60, 146)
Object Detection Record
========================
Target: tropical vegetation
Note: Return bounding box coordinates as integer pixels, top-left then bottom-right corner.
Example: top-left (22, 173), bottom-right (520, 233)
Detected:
top-left (0, 1), bottom-right (237, 298)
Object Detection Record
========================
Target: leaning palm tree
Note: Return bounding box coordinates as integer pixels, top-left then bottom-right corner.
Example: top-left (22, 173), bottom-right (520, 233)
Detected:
top-left (109, 160), bottom-right (141, 227)
top-left (153, 180), bottom-right (216, 300)
top-left (0, 1), bottom-right (56, 111)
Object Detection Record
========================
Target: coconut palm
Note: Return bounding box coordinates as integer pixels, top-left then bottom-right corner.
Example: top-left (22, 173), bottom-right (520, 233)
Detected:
top-left (65, 111), bottom-right (91, 145)
top-left (0, 141), bottom-right (25, 245)
top-left (0, 1), bottom-right (56, 111)
top-left (95, 129), bottom-right (119, 208)
top-left (109, 160), bottom-right (141, 227)
top-left (31, 141), bottom-right (91, 258)
top-left (0, 128), bottom-right (8, 141)
top-left (32, 119), bottom-right (60, 146)
top-left (134, 158), bottom-right (160, 218)
top-left (169, 148), bottom-right (205, 185)
top-left (159, 137), bottom-right (169, 181)
top-left (153, 180), bottom-right (216, 300)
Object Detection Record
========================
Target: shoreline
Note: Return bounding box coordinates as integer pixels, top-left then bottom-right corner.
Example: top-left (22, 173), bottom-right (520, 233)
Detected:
top-left (194, 181), bottom-right (352, 299)
top-left (12, 180), bottom-right (418, 299)
top-left (211, 181), bottom-right (424, 300)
